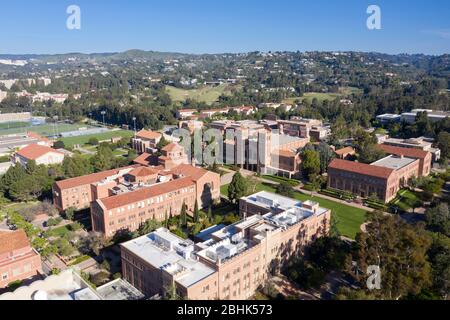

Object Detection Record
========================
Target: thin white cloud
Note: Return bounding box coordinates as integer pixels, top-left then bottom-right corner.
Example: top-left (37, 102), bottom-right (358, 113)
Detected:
top-left (421, 29), bottom-right (450, 39)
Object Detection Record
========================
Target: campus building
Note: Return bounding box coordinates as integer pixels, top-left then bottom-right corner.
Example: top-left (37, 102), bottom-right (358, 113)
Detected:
top-left (0, 269), bottom-right (144, 300)
top-left (132, 130), bottom-right (162, 154)
top-left (327, 145), bottom-right (432, 203)
top-left (176, 109), bottom-right (197, 120)
top-left (0, 230), bottom-right (42, 289)
top-left (277, 117), bottom-right (323, 139)
top-left (52, 165), bottom-right (140, 212)
top-left (400, 109), bottom-right (449, 124)
top-left (120, 191), bottom-right (331, 300)
top-left (157, 143), bottom-right (190, 170)
top-left (11, 144), bottom-right (65, 167)
top-left (90, 164), bottom-right (220, 237)
top-left (178, 120), bottom-right (203, 134)
top-left (380, 136), bottom-right (441, 162)
top-left (210, 120), bottom-right (308, 177)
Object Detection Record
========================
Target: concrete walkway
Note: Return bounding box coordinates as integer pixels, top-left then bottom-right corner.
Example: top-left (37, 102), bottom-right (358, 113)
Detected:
top-left (294, 186), bottom-right (375, 212)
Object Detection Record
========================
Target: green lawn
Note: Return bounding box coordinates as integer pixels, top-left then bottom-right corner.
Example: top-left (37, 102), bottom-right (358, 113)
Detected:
top-left (283, 86), bottom-right (363, 105)
top-left (166, 84), bottom-right (235, 105)
top-left (0, 123), bottom-right (95, 137)
top-left (112, 148), bottom-right (129, 157)
top-left (390, 189), bottom-right (422, 212)
top-left (46, 224), bottom-right (72, 237)
top-left (60, 130), bottom-right (134, 147)
top-left (221, 182), bottom-right (367, 239)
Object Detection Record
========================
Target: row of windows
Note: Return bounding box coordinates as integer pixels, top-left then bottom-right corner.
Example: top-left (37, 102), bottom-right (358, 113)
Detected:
top-left (109, 191), bottom-right (195, 216)
top-left (1, 263), bottom-right (32, 281)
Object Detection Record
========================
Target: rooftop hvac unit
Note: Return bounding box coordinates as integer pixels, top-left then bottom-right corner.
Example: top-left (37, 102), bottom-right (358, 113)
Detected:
top-left (206, 250), bottom-right (218, 261)
top-left (231, 233), bottom-right (242, 244)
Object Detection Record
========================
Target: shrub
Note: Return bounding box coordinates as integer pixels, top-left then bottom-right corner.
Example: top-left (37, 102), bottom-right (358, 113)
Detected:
top-left (88, 137), bottom-right (99, 146)
top-left (47, 217), bottom-right (63, 227)
top-left (53, 141), bottom-right (65, 149)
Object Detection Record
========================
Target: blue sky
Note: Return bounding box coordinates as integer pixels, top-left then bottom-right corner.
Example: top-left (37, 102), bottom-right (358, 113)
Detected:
top-left (0, 0), bottom-right (449, 55)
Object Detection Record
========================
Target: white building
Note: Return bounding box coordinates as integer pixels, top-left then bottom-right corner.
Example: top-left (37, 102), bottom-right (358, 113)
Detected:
top-left (401, 109), bottom-right (449, 124)
top-left (12, 144), bottom-right (65, 167)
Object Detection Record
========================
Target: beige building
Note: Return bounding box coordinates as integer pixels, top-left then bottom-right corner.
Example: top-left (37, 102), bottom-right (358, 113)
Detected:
top-left (12, 144), bottom-right (64, 167)
top-left (278, 117), bottom-right (323, 139)
top-left (158, 143), bottom-right (189, 170)
top-left (121, 191), bottom-right (330, 300)
top-left (210, 120), bottom-right (308, 177)
top-left (178, 120), bottom-right (203, 134)
top-left (132, 130), bottom-right (162, 154)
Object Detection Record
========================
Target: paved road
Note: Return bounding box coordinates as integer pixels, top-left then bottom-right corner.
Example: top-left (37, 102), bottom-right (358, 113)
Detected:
top-left (75, 146), bottom-right (96, 155)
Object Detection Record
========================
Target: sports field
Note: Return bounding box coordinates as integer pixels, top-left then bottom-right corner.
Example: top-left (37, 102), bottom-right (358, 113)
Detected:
top-left (0, 123), bottom-right (95, 137)
top-left (165, 84), bottom-right (234, 104)
top-left (59, 130), bottom-right (134, 147)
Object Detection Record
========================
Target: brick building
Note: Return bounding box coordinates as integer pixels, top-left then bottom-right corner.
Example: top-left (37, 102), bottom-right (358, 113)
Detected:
top-left (52, 165), bottom-right (139, 212)
top-left (91, 164), bottom-right (220, 237)
top-left (157, 143), bottom-right (189, 170)
top-left (0, 230), bottom-right (42, 288)
top-left (132, 130), bottom-right (162, 154)
top-left (327, 144), bottom-right (432, 203)
top-left (377, 144), bottom-right (432, 177)
top-left (120, 191), bottom-right (330, 300)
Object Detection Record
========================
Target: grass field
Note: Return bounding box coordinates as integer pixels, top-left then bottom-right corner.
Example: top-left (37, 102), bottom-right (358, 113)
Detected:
top-left (166, 84), bottom-right (234, 104)
top-left (60, 130), bottom-right (134, 147)
top-left (282, 86), bottom-right (363, 105)
top-left (46, 224), bottom-right (72, 237)
top-left (221, 182), bottom-right (367, 239)
top-left (0, 123), bottom-right (94, 137)
top-left (390, 189), bottom-right (422, 212)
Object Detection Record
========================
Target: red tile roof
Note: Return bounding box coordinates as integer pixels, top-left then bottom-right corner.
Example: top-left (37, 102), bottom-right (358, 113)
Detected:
top-left (128, 166), bottom-right (160, 177)
top-left (133, 153), bottom-right (153, 166)
top-left (328, 159), bottom-right (394, 179)
top-left (169, 164), bottom-right (210, 181)
top-left (16, 144), bottom-right (63, 160)
top-left (273, 149), bottom-right (296, 157)
top-left (378, 144), bottom-right (430, 159)
top-left (136, 129), bottom-right (162, 140)
top-left (162, 143), bottom-right (182, 153)
top-left (0, 230), bottom-right (31, 255)
top-left (54, 165), bottom-right (139, 190)
top-left (99, 177), bottom-right (195, 210)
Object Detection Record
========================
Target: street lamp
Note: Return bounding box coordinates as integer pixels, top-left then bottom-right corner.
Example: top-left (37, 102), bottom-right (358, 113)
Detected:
top-left (132, 117), bottom-right (137, 137)
top-left (101, 111), bottom-right (106, 127)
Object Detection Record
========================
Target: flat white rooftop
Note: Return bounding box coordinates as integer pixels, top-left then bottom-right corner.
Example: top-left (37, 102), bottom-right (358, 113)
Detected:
top-left (241, 190), bottom-right (302, 212)
top-left (376, 114), bottom-right (401, 119)
top-left (272, 133), bottom-right (306, 148)
top-left (121, 229), bottom-right (216, 288)
top-left (371, 155), bottom-right (417, 170)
